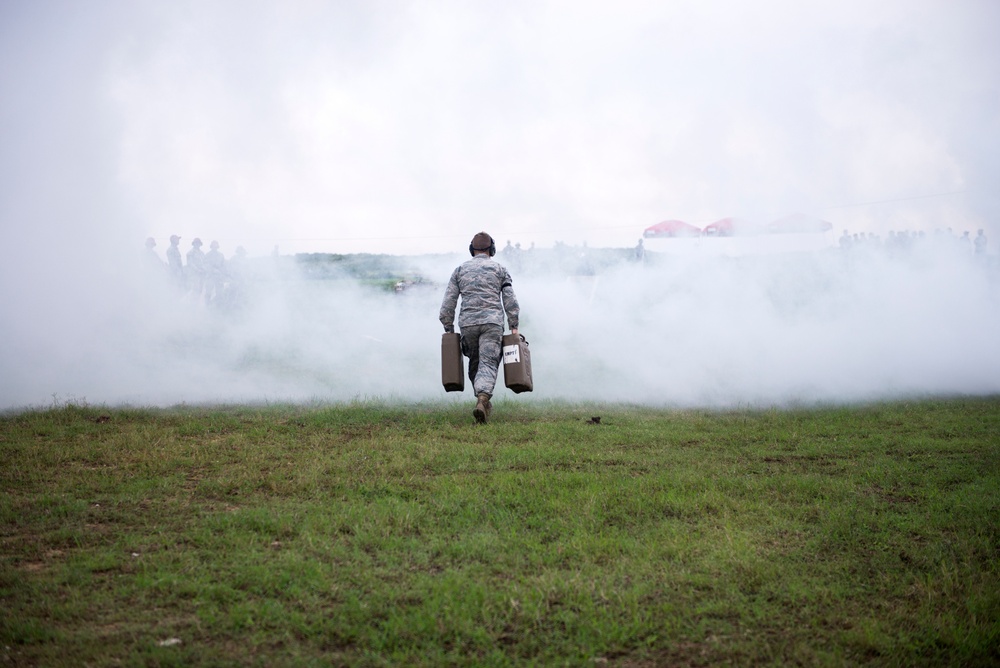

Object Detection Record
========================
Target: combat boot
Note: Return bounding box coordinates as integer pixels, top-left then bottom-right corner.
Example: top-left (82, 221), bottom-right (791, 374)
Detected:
top-left (473, 393), bottom-right (491, 424)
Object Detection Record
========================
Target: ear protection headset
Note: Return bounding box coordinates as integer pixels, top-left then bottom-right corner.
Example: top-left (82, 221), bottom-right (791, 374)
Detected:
top-left (469, 234), bottom-right (496, 257)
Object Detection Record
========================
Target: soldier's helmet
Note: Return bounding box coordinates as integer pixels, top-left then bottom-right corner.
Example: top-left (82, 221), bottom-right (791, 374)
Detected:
top-left (192, 238), bottom-right (203, 247)
top-left (210, 240), bottom-right (220, 250)
top-left (170, 234), bottom-right (181, 244)
top-left (145, 237), bottom-right (156, 248)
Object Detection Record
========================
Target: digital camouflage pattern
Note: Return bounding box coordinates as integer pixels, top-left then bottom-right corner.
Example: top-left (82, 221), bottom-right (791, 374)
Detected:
top-left (438, 255), bottom-right (519, 332)
top-left (439, 255), bottom-right (520, 398)
top-left (460, 323), bottom-right (504, 397)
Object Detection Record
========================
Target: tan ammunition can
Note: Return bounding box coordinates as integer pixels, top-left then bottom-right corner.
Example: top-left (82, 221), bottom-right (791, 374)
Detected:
top-left (441, 332), bottom-right (465, 392)
top-left (502, 333), bottom-right (533, 393)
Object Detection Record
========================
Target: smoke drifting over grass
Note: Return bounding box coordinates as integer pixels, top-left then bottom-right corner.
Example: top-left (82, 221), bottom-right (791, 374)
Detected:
top-left (531, 244), bottom-right (999, 405)
top-left (2, 242), bottom-right (997, 410)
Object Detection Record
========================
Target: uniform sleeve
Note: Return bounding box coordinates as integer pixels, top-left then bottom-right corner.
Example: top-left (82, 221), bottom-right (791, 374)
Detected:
top-left (501, 269), bottom-right (519, 330)
top-left (439, 267), bottom-right (461, 332)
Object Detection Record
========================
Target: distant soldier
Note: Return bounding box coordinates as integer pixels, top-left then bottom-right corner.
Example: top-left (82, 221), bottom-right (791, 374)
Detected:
top-left (144, 237), bottom-right (164, 271)
top-left (634, 238), bottom-right (645, 262)
top-left (974, 229), bottom-right (988, 255)
top-left (229, 245), bottom-right (248, 280)
top-left (186, 238), bottom-right (206, 298)
top-left (204, 240), bottom-right (227, 304)
top-left (219, 245), bottom-right (249, 309)
top-left (502, 241), bottom-right (523, 272)
top-left (166, 235), bottom-right (184, 289)
top-left (512, 242), bottom-right (523, 271)
top-left (439, 232), bottom-right (521, 424)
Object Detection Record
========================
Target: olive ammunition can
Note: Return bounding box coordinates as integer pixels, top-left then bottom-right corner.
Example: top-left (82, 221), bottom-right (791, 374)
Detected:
top-left (502, 333), bottom-right (533, 393)
top-left (441, 332), bottom-right (465, 392)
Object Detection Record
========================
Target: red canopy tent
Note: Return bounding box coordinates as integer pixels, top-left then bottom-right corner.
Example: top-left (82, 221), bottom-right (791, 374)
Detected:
top-left (643, 219), bottom-right (702, 238)
top-left (767, 213), bottom-right (833, 234)
top-left (701, 217), bottom-right (760, 237)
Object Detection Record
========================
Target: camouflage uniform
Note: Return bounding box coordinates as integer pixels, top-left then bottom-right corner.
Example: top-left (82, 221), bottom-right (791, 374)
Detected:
top-left (166, 236), bottom-right (184, 289)
top-left (186, 239), bottom-right (206, 297)
top-left (204, 241), bottom-right (226, 304)
top-left (439, 255), bottom-right (519, 397)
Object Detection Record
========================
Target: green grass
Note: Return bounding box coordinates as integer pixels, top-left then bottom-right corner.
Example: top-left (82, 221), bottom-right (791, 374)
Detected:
top-left (1, 398), bottom-right (998, 666)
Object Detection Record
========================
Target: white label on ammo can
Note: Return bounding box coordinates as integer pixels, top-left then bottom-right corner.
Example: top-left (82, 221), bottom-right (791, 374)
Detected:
top-left (503, 344), bottom-right (520, 365)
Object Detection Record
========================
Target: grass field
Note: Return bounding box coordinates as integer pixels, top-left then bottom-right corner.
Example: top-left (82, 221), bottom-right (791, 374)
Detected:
top-left (1, 398), bottom-right (998, 666)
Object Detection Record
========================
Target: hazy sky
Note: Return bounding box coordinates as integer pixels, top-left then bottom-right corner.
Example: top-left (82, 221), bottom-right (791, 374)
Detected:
top-left (2, 0), bottom-right (998, 258)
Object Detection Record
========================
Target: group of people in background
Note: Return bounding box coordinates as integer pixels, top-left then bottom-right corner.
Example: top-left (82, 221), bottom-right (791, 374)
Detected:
top-left (144, 235), bottom-right (248, 306)
top-left (141, 225), bottom-right (990, 302)
top-left (839, 228), bottom-right (988, 257)
top-left (498, 239), bottom-right (534, 272)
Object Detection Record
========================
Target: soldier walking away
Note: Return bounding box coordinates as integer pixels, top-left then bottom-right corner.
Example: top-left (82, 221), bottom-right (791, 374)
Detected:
top-left (440, 232), bottom-right (521, 424)
top-left (166, 235), bottom-right (184, 290)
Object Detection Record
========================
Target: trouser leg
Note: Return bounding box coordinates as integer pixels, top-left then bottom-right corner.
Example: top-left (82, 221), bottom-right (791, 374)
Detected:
top-left (460, 324), bottom-right (503, 397)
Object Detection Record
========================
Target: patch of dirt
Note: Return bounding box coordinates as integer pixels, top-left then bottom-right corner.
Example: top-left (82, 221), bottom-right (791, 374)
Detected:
top-left (611, 641), bottom-right (724, 668)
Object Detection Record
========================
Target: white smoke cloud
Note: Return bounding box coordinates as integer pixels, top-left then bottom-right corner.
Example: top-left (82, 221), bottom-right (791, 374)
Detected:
top-left (2, 240), bottom-right (997, 410)
top-left (525, 241), bottom-right (1000, 406)
top-left (1, 1), bottom-right (998, 410)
